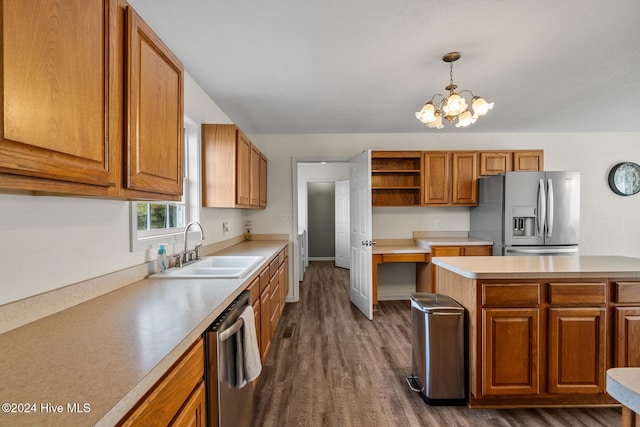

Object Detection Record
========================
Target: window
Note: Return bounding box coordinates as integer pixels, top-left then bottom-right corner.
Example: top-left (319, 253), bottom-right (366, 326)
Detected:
top-left (129, 115), bottom-right (201, 251)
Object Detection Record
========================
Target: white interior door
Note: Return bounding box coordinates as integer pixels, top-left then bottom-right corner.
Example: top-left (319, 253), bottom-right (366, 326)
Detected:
top-left (335, 179), bottom-right (350, 269)
top-left (349, 151), bottom-right (373, 320)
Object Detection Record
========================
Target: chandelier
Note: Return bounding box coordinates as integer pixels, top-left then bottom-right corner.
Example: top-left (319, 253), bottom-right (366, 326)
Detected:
top-left (415, 52), bottom-right (493, 129)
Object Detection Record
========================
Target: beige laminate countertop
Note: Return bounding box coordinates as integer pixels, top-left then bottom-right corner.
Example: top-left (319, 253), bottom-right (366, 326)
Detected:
top-left (372, 237), bottom-right (492, 255)
top-left (372, 244), bottom-right (429, 255)
top-left (607, 368), bottom-right (640, 414)
top-left (0, 240), bottom-right (286, 427)
top-left (432, 255), bottom-right (640, 279)
top-left (415, 236), bottom-right (493, 250)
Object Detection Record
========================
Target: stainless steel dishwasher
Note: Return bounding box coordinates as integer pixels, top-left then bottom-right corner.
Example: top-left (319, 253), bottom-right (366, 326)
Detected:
top-left (205, 290), bottom-right (253, 427)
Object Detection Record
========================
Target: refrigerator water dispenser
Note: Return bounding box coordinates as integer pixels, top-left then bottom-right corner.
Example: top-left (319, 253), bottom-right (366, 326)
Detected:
top-left (512, 206), bottom-right (536, 237)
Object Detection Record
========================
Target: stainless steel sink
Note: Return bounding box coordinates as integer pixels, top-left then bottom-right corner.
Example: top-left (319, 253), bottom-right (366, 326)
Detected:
top-left (150, 255), bottom-right (264, 279)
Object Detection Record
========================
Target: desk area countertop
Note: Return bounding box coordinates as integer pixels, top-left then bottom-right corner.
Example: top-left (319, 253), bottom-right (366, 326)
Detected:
top-left (0, 240), bottom-right (287, 427)
top-left (372, 242), bottom-right (429, 255)
top-left (373, 232), bottom-right (493, 255)
top-left (432, 255), bottom-right (640, 279)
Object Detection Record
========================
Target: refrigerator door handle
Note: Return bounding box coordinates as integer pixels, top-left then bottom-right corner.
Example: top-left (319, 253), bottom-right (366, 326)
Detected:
top-left (547, 178), bottom-right (554, 237)
top-left (537, 179), bottom-right (546, 236)
top-left (505, 246), bottom-right (579, 255)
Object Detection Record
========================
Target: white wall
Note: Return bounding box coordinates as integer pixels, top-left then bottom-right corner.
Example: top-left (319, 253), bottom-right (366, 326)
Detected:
top-left (249, 133), bottom-right (640, 258)
top-left (3, 71), bottom-right (639, 307)
top-left (0, 73), bottom-right (245, 306)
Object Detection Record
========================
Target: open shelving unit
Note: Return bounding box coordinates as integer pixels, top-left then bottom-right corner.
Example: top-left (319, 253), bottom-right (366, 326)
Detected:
top-left (371, 151), bottom-right (423, 206)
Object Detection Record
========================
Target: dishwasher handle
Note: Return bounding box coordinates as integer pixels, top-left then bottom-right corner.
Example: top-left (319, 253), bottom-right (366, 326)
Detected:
top-left (219, 317), bottom-right (244, 342)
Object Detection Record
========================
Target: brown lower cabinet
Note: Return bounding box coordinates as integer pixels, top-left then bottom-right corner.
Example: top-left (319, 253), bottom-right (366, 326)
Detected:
top-left (252, 247), bottom-right (289, 362)
top-left (468, 279), bottom-right (631, 407)
top-left (118, 339), bottom-right (205, 426)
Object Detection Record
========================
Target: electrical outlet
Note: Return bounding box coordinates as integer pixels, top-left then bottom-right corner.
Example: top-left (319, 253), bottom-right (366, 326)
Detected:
top-left (435, 220), bottom-right (442, 230)
top-left (222, 222), bottom-right (230, 232)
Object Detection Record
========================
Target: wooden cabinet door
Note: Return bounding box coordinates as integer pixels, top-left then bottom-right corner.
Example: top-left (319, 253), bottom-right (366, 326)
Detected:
top-left (259, 153), bottom-right (268, 207)
top-left (482, 308), bottom-right (539, 396)
top-left (278, 263), bottom-right (286, 315)
top-left (1, 0), bottom-right (117, 190)
top-left (451, 151), bottom-right (478, 205)
top-left (260, 288), bottom-right (271, 361)
top-left (269, 276), bottom-right (281, 338)
top-left (170, 382), bottom-right (205, 427)
top-left (252, 299), bottom-right (261, 356)
top-left (125, 6), bottom-right (184, 197)
top-left (479, 152), bottom-right (512, 176)
top-left (513, 150), bottom-right (544, 172)
top-left (250, 144), bottom-right (261, 206)
top-left (615, 307), bottom-right (640, 367)
top-left (548, 307), bottom-right (606, 394)
top-left (236, 131), bottom-right (251, 206)
top-left (423, 152), bottom-right (451, 204)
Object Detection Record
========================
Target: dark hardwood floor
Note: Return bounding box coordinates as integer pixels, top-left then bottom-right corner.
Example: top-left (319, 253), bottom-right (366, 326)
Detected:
top-left (253, 261), bottom-right (621, 426)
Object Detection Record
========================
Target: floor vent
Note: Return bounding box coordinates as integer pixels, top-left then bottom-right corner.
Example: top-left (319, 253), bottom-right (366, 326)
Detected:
top-left (282, 324), bottom-right (296, 339)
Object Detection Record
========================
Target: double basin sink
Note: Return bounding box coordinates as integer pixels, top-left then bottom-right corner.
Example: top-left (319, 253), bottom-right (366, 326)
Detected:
top-left (150, 255), bottom-right (265, 279)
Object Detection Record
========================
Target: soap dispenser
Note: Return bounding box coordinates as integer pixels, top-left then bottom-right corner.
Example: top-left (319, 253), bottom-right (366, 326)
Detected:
top-left (157, 244), bottom-right (167, 273)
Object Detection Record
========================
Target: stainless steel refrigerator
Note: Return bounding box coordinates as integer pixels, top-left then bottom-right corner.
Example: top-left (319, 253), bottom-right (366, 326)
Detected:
top-left (469, 171), bottom-right (580, 256)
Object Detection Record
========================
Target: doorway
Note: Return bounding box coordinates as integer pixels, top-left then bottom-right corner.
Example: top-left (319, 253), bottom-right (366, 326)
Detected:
top-left (307, 182), bottom-right (335, 260)
top-left (291, 160), bottom-right (350, 298)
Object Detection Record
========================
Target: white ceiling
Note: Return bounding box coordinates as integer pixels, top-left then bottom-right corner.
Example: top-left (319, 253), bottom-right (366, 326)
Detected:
top-left (128, 0), bottom-right (640, 134)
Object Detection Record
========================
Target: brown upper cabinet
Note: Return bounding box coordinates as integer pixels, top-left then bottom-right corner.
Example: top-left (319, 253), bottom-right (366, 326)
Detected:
top-left (375, 149), bottom-right (544, 207)
top-left (201, 124), bottom-right (267, 209)
top-left (480, 150), bottom-right (544, 175)
top-left (259, 154), bottom-right (268, 208)
top-left (424, 151), bottom-right (478, 206)
top-left (124, 5), bottom-right (184, 198)
top-left (0, 0), bottom-right (184, 200)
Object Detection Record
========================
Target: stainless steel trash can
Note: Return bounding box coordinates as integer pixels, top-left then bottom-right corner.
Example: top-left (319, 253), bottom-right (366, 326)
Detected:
top-left (407, 293), bottom-right (465, 405)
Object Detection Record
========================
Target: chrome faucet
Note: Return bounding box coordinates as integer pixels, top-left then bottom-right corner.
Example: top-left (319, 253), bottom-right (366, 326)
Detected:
top-left (177, 221), bottom-right (205, 267)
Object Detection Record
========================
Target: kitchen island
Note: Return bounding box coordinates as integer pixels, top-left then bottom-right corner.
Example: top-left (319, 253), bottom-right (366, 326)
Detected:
top-left (432, 255), bottom-right (640, 408)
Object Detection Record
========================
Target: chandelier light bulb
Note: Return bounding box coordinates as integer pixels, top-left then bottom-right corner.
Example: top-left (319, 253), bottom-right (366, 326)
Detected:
top-left (443, 94), bottom-right (467, 117)
top-left (426, 111), bottom-right (444, 129)
top-left (471, 96), bottom-right (494, 118)
top-left (455, 110), bottom-right (476, 128)
top-left (415, 52), bottom-right (493, 129)
top-left (415, 102), bottom-right (436, 123)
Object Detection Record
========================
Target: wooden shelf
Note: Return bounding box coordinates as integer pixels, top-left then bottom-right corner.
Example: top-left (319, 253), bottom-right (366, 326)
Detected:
top-left (371, 151), bottom-right (423, 206)
top-left (372, 169), bottom-right (421, 173)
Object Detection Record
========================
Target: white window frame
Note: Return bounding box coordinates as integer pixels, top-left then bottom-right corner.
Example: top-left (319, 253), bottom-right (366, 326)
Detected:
top-left (129, 114), bottom-right (201, 252)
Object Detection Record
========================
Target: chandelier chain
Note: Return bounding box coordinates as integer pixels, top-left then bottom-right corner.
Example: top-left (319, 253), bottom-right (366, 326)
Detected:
top-left (450, 62), bottom-right (454, 87)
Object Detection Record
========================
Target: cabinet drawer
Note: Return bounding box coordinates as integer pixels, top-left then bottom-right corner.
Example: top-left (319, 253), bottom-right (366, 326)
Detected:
top-left (548, 283), bottom-right (606, 305)
top-left (482, 283), bottom-right (540, 307)
top-left (246, 277), bottom-right (260, 304)
top-left (259, 267), bottom-right (270, 293)
top-left (463, 245), bottom-right (492, 256)
top-left (432, 247), bottom-right (461, 256)
top-left (382, 253), bottom-right (428, 263)
top-left (615, 282), bottom-right (640, 304)
top-left (278, 249), bottom-right (285, 266)
top-left (269, 258), bottom-right (279, 278)
top-left (120, 339), bottom-right (204, 426)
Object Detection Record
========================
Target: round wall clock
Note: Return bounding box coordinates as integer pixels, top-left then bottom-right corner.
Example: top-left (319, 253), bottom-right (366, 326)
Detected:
top-left (608, 162), bottom-right (640, 196)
